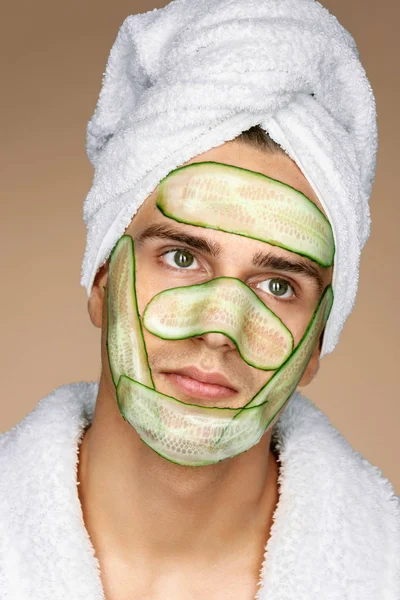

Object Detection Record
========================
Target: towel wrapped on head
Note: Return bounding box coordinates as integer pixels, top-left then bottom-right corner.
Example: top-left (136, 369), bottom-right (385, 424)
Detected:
top-left (80, 0), bottom-right (377, 357)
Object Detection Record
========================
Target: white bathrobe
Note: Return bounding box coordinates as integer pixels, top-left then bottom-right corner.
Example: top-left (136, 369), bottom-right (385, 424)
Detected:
top-left (0, 381), bottom-right (399, 599)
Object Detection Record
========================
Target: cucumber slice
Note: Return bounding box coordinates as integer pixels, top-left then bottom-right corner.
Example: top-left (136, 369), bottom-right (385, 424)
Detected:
top-left (106, 235), bottom-right (154, 389)
top-left (217, 285), bottom-right (334, 446)
top-left (107, 233), bottom-right (333, 467)
top-left (116, 375), bottom-right (242, 467)
top-left (116, 287), bottom-right (333, 466)
top-left (157, 162), bottom-right (335, 267)
top-left (245, 285), bottom-right (333, 409)
top-left (143, 277), bottom-right (294, 370)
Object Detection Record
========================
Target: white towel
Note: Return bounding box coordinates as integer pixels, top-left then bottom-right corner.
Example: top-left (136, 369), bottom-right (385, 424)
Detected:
top-left (0, 383), bottom-right (398, 598)
top-left (80, 0), bottom-right (377, 357)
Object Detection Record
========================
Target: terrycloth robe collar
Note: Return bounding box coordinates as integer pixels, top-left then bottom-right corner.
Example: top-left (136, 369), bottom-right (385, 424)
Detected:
top-left (0, 382), bottom-right (399, 599)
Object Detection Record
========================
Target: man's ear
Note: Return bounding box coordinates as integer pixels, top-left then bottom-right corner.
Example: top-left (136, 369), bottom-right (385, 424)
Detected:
top-left (87, 261), bottom-right (109, 329)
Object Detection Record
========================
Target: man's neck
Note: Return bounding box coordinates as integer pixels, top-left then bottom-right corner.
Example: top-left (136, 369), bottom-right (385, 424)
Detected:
top-left (77, 376), bottom-right (280, 591)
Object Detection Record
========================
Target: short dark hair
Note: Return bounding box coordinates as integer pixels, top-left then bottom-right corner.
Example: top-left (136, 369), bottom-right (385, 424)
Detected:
top-left (236, 125), bottom-right (286, 155)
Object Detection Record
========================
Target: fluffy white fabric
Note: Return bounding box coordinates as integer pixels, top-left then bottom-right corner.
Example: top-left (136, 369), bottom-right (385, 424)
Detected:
top-left (80, 0), bottom-right (377, 357)
top-left (0, 382), bottom-right (398, 598)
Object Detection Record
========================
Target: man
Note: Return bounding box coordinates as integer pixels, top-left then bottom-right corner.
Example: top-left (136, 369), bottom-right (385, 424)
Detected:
top-left (79, 132), bottom-right (336, 599)
top-left (0, 0), bottom-right (399, 599)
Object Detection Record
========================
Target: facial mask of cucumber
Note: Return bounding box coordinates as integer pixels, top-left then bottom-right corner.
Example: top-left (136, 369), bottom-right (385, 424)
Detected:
top-left (106, 163), bottom-right (335, 467)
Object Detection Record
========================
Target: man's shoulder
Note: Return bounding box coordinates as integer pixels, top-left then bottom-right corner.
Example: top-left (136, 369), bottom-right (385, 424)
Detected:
top-left (0, 381), bottom-right (104, 598)
top-left (0, 381), bottom-right (98, 495)
top-left (273, 391), bottom-right (400, 533)
top-left (263, 392), bottom-right (400, 596)
top-left (0, 381), bottom-right (98, 448)
top-left (275, 391), bottom-right (399, 506)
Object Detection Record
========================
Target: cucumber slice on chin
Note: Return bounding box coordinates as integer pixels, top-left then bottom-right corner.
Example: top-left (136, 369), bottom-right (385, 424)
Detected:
top-left (117, 376), bottom-right (242, 467)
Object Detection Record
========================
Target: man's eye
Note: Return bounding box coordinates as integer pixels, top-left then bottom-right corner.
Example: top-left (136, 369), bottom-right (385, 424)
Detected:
top-left (163, 249), bottom-right (198, 269)
top-left (256, 278), bottom-right (294, 299)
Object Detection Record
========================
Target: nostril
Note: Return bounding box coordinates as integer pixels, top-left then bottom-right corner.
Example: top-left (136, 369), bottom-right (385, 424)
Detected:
top-left (195, 331), bottom-right (236, 349)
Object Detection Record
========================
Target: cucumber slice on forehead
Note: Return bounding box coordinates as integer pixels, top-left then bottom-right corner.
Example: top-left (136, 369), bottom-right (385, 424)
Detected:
top-left (157, 162), bottom-right (335, 267)
top-left (143, 277), bottom-right (294, 370)
top-left (106, 235), bottom-right (154, 389)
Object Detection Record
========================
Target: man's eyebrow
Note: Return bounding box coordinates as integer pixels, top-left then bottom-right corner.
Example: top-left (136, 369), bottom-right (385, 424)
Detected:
top-left (136, 224), bottom-right (325, 292)
top-left (252, 251), bottom-right (325, 293)
top-left (135, 224), bottom-right (221, 257)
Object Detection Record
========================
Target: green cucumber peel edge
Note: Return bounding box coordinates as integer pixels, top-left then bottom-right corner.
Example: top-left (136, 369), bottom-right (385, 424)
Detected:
top-left (214, 284), bottom-right (333, 446)
top-left (115, 285), bottom-right (333, 466)
top-left (107, 232), bottom-right (334, 467)
top-left (117, 374), bottom-right (241, 413)
top-left (242, 284), bottom-right (334, 410)
top-left (106, 234), bottom-right (155, 390)
top-left (142, 276), bottom-right (294, 371)
top-left (157, 162), bottom-right (335, 268)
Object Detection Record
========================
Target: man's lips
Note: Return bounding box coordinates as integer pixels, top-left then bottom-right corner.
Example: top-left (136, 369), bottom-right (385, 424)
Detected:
top-left (161, 366), bottom-right (238, 400)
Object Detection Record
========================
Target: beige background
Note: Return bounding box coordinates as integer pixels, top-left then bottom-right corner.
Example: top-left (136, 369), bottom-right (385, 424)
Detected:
top-left (0, 0), bottom-right (399, 493)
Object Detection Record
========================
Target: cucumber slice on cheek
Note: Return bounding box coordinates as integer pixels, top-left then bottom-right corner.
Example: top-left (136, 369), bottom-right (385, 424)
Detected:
top-left (216, 286), bottom-right (334, 450)
top-left (106, 235), bottom-right (154, 389)
top-left (107, 236), bottom-right (333, 466)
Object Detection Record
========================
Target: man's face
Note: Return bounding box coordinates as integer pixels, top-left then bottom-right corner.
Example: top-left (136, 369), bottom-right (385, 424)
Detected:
top-left (108, 140), bottom-right (332, 410)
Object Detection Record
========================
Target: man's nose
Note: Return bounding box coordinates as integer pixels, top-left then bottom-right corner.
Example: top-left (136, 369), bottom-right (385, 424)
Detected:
top-left (194, 332), bottom-right (236, 352)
